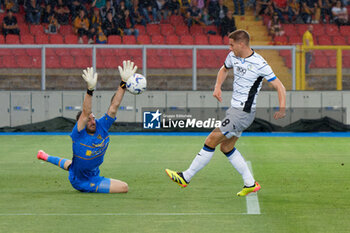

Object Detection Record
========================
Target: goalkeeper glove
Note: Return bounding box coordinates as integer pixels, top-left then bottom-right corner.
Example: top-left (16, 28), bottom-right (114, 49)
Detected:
top-left (118, 60), bottom-right (137, 82)
top-left (82, 67), bottom-right (98, 91)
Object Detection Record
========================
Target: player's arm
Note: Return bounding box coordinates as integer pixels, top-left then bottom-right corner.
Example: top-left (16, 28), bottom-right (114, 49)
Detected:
top-left (213, 65), bottom-right (230, 102)
top-left (107, 60), bottom-right (137, 118)
top-left (269, 78), bottom-right (286, 120)
top-left (78, 67), bottom-right (98, 131)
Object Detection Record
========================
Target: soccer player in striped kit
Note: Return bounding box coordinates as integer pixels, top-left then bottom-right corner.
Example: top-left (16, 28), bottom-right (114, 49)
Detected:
top-left (166, 29), bottom-right (286, 196)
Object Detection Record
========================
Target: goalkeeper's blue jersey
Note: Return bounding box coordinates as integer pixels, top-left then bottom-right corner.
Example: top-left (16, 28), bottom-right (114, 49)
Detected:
top-left (69, 113), bottom-right (116, 181)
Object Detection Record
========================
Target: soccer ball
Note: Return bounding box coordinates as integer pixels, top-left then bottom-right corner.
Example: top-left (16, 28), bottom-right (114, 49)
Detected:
top-left (126, 73), bottom-right (147, 95)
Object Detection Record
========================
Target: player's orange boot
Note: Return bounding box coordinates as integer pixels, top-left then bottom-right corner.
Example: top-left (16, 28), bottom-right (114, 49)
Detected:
top-left (37, 150), bottom-right (49, 161)
top-left (237, 182), bottom-right (261, 197)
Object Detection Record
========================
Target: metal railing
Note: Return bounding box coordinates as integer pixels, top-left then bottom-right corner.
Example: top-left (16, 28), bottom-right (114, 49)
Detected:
top-left (0, 44), bottom-right (296, 91)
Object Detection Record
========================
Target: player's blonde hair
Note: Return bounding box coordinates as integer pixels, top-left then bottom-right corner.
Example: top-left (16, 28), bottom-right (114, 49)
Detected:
top-left (228, 30), bottom-right (250, 46)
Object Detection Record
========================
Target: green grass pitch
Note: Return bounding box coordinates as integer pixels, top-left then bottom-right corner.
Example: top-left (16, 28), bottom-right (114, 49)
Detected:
top-left (1, 135), bottom-right (350, 233)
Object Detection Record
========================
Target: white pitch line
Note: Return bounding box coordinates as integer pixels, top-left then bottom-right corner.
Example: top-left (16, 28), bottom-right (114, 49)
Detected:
top-left (0, 213), bottom-right (246, 216)
top-left (246, 161), bottom-right (261, 215)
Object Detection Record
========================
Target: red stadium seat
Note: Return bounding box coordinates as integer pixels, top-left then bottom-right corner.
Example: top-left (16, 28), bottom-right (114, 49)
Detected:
top-left (59, 25), bottom-right (74, 35)
top-left (175, 55), bottom-right (192, 68)
top-left (20, 34), bottom-right (34, 44)
top-left (172, 49), bottom-right (191, 57)
top-left (223, 36), bottom-right (229, 44)
top-left (340, 26), bottom-right (350, 36)
top-left (329, 56), bottom-right (336, 68)
top-left (190, 25), bottom-right (204, 36)
top-left (312, 24), bottom-right (325, 37)
top-left (6, 34), bottom-right (20, 44)
top-left (208, 35), bottom-right (223, 45)
top-left (35, 34), bottom-right (49, 44)
top-left (325, 25), bottom-right (339, 36)
top-left (18, 24), bottom-right (30, 35)
top-left (96, 55), bottom-right (105, 69)
top-left (55, 48), bottom-right (70, 56)
top-left (138, 35), bottom-right (151, 44)
top-left (282, 24), bottom-right (297, 37)
top-left (175, 25), bottom-right (189, 36)
top-left (16, 55), bottom-right (33, 68)
top-left (128, 49), bottom-right (142, 57)
top-left (166, 35), bottom-right (180, 44)
top-left (49, 34), bottom-right (64, 44)
top-left (60, 55), bottom-right (75, 68)
top-left (151, 35), bottom-right (165, 44)
top-left (103, 56), bottom-right (119, 68)
top-left (65, 35), bottom-right (78, 44)
top-left (147, 55), bottom-right (162, 68)
top-left (169, 15), bottom-right (185, 26)
top-left (134, 24), bottom-right (146, 35)
top-left (30, 25), bottom-right (44, 35)
top-left (317, 35), bottom-right (331, 45)
top-left (197, 49), bottom-right (212, 58)
top-left (161, 55), bottom-right (176, 69)
top-left (26, 49), bottom-right (41, 56)
top-left (12, 49), bottom-right (27, 55)
top-left (313, 56), bottom-right (328, 68)
top-left (2, 55), bottom-right (17, 68)
top-left (0, 35), bottom-right (4, 44)
top-left (296, 24), bottom-right (308, 36)
top-left (146, 24), bottom-right (161, 36)
top-left (160, 24), bottom-right (175, 36)
top-left (332, 36), bottom-right (346, 45)
top-left (274, 35), bottom-right (288, 45)
top-left (46, 55), bottom-right (60, 68)
top-left (180, 35), bottom-right (194, 44)
top-left (122, 35), bottom-right (137, 44)
top-left (194, 35), bottom-right (209, 45)
top-left (0, 48), bottom-right (12, 56)
top-left (323, 50), bottom-right (336, 57)
top-left (288, 35), bottom-right (302, 44)
top-left (108, 35), bottom-right (122, 44)
top-left (284, 56), bottom-right (292, 68)
top-left (205, 25), bottom-right (218, 35)
top-left (75, 55), bottom-right (92, 68)
top-left (31, 55), bottom-right (41, 68)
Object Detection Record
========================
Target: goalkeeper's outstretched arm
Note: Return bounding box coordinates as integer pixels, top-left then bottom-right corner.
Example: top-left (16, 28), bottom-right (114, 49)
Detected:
top-left (107, 60), bottom-right (137, 118)
top-left (78, 67), bottom-right (98, 131)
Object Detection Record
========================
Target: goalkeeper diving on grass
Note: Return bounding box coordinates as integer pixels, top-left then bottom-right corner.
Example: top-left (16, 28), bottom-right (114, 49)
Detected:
top-left (37, 60), bottom-right (137, 193)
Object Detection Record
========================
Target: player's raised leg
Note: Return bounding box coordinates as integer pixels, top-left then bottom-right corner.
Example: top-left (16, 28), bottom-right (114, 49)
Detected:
top-left (165, 128), bottom-right (227, 187)
top-left (220, 138), bottom-right (261, 196)
top-left (37, 150), bottom-right (72, 171)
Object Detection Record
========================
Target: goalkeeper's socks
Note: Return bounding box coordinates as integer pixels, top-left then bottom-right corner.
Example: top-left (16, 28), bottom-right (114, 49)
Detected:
top-left (46, 155), bottom-right (68, 170)
top-left (183, 144), bottom-right (215, 182)
top-left (224, 147), bottom-right (255, 187)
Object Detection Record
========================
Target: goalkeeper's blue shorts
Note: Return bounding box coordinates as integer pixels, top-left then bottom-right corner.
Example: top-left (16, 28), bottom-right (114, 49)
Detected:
top-left (69, 175), bottom-right (111, 193)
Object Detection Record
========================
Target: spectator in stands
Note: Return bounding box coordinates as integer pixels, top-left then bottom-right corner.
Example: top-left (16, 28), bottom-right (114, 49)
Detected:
top-left (2, 9), bottom-right (20, 36)
top-left (74, 9), bottom-right (92, 43)
top-left (4, 0), bottom-right (19, 13)
top-left (69, 0), bottom-right (86, 20)
top-left (139, 0), bottom-right (160, 24)
top-left (216, 0), bottom-right (229, 25)
top-left (100, 0), bottom-right (115, 20)
top-left (207, 0), bottom-right (219, 19)
top-left (273, 0), bottom-right (288, 23)
top-left (156, 0), bottom-right (168, 20)
top-left (300, 0), bottom-right (315, 23)
top-left (255, 0), bottom-right (273, 20)
top-left (54, 0), bottom-right (70, 25)
top-left (315, 0), bottom-right (333, 24)
top-left (95, 25), bottom-right (107, 43)
top-left (167, 0), bottom-right (180, 15)
top-left (102, 11), bottom-right (122, 37)
top-left (287, 0), bottom-right (300, 23)
top-left (129, 0), bottom-right (146, 26)
top-left (41, 0), bottom-right (54, 24)
top-left (185, 0), bottom-right (202, 27)
top-left (179, 0), bottom-right (191, 15)
top-left (302, 25), bottom-right (314, 74)
top-left (119, 9), bottom-right (139, 39)
top-left (219, 10), bottom-right (236, 37)
top-left (268, 12), bottom-right (284, 38)
top-left (89, 7), bottom-right (103, 43)
top-left (44, 13), bottom-right (59, 34)
top-left (233, 0), bottom-right (245, 15)
top-left (201, 8), bottom-right (215, 25)
top-left (25, 0), bottom-right (41, 24)
top-left (92, 0), bottom-right (107, 9)
top-left (332, 0), bottom-right (349, 26)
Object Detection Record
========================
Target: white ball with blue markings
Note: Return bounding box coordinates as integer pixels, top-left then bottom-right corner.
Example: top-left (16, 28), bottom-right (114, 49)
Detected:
top-left (126, 73), bottom-right (147, 95)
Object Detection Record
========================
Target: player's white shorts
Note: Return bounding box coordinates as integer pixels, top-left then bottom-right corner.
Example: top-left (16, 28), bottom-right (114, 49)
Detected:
top-left (219, 107), bottom-right (255, 138)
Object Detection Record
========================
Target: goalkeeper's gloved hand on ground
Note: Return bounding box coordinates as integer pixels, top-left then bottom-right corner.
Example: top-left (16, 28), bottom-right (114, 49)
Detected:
top-left (118, 60), bottom-right (137, 82)
top-left (82, 67), bottom-right (98, 91)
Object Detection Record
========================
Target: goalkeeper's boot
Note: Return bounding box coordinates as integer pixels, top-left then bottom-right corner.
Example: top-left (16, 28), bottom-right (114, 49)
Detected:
top-left (37, 150), bottom-right (49, 161)
top-left (165, 169), bottom-right (189, 188)
top-left (237, 182), bottom-right (261, 197)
